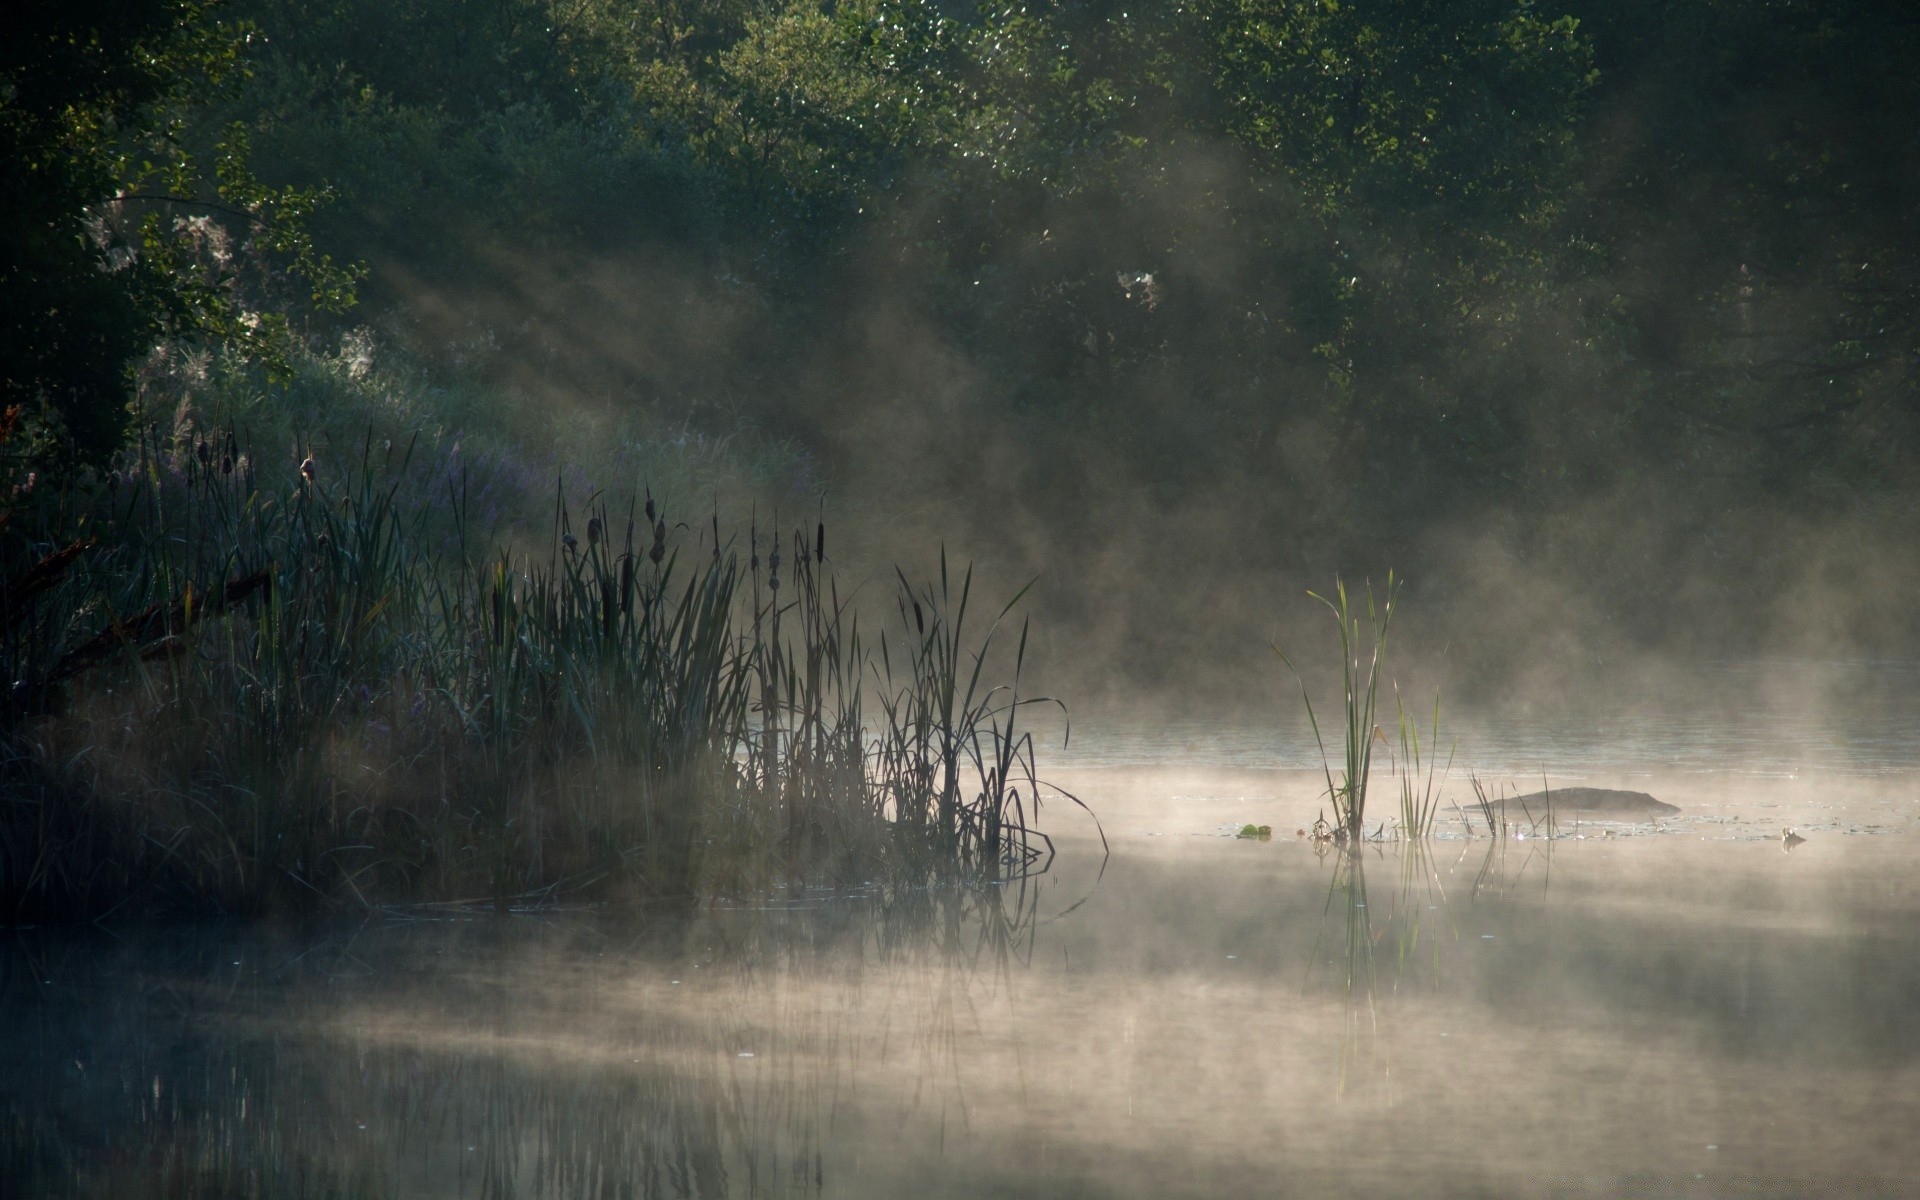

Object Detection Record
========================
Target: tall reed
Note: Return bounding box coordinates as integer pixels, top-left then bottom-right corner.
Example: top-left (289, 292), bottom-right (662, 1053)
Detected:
top-left (1392, 686), bottom-right (1452, 840)
top-left (1275, 575), bottom-right (1398, 840)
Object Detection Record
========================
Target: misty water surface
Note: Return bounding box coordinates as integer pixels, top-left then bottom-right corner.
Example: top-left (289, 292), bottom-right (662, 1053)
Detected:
top-left (6, 666), bottom-right (1920, 1197)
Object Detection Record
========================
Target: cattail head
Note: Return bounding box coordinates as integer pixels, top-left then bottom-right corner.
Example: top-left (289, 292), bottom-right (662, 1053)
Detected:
top-left (299, 455), bottom-right (317, 483)
top-left (563, 532), bottom-right (578, 553)
top-left (587, 516), bottom-right (603, 545)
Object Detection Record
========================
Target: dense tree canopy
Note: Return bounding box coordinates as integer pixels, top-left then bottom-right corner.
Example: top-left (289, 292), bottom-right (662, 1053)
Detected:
top-left (1, 0), bottom-right (355, 459)
top-left (7, 0), bottom-right (1917, 671)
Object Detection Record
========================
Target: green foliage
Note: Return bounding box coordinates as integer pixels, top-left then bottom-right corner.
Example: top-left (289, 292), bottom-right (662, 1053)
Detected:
top-left (710, 2), bottom-right (957, 203)
top-left (1276, 575), bottom-right (1398, 839)
top-left (1209, 0), bottom-right (1594, 219)
top-left (12, 0), bottom-right (1919, 692)
top-left (1558, 0), bottom-right (1920, 478)
top-left (1392, 686), bottom-right (1450, 840)
top-left (0, 0), bottom-right (359, 462)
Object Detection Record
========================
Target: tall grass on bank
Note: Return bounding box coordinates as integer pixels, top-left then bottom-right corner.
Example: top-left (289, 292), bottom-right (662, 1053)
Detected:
top-left (0, 425), bottom-right (1064, 921)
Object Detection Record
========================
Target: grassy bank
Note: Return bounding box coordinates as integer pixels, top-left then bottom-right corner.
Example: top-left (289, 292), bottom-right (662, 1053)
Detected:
top-left (0, 351), bottom-right (1064, 923)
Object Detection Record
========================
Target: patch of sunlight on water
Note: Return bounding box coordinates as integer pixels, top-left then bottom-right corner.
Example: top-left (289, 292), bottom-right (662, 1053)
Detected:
top-left (7, 663), bottom-right (1920, 1196)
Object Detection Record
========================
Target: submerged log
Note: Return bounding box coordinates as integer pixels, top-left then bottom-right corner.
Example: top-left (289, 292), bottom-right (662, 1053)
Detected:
top-left (1482, 787), bottom-right (1679, 820)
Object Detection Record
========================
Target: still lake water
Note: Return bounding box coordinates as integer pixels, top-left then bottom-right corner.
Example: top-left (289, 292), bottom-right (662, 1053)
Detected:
top-left (7, 662), bottom-right (1920, 1197)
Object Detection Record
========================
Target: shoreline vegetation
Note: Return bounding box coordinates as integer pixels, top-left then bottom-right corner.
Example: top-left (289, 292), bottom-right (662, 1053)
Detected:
top-left (1, 389), bottom-right (1076, 925)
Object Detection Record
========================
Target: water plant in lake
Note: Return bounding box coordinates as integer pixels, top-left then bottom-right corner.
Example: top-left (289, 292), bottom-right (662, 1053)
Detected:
top-left (1463, 774), bottom-right (1562, 840)
top-left (0, 422), bottom-right (1070, 920)
top-left (1274, 575), bottom-right (1398, 841)
top-left (1467, 774), bottom-right (1506, 840)
top-left (1392, 687), bottom-right (1452, 840)
top-left (1275, 576), bottom-right (1463, 844)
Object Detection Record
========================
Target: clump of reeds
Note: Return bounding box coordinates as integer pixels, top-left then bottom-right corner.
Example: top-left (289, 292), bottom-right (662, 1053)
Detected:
top-left (1275, 575), bottom-right (1398, 841)
top-left (1462, 774), bottom-right (1555, 841)
top-left (1392, 686), bottom-right (1452, 840)
top-left (0, 423), bottom-right (1068, 921)
top-left (869, 556), bottom-right (1077, 881)
top-left (1467, 775), bottom-right (1506, 839)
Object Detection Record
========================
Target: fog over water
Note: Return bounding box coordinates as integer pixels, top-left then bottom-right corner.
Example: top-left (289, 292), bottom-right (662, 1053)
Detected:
top-left (8, 2), bottom-right (1920, 1194)
top-left (1052, 660), bottom-right (1920, 779)
top-left (9, 671), bottom-right (1920, 1196)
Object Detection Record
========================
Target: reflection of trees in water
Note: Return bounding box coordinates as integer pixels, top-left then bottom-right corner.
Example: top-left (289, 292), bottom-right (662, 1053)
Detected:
top-left (0, 879), bottom-right (1059, 1197)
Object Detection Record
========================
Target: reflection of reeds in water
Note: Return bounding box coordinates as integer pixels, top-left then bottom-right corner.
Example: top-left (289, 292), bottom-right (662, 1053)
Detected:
top-left (0, 881), bottom-right (1049, 1198)
top-left (1460, 812), bottom-right (1558, 902)
top-left (1310, 831), bottom-right (1555, 1093)
top-left (1329, 848), bottom-right (1381, 1090)
top-left (1389, 839), bottom-right (1452, 982)
top-left (1309, 840), bottom-right (1460, 1095)
top-left (0, 431), bottom-right (1071, 918)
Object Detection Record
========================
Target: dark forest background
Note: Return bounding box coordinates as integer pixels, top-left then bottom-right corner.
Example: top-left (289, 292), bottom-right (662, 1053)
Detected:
top-left (8, 0), bottom-right (1919, 704)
